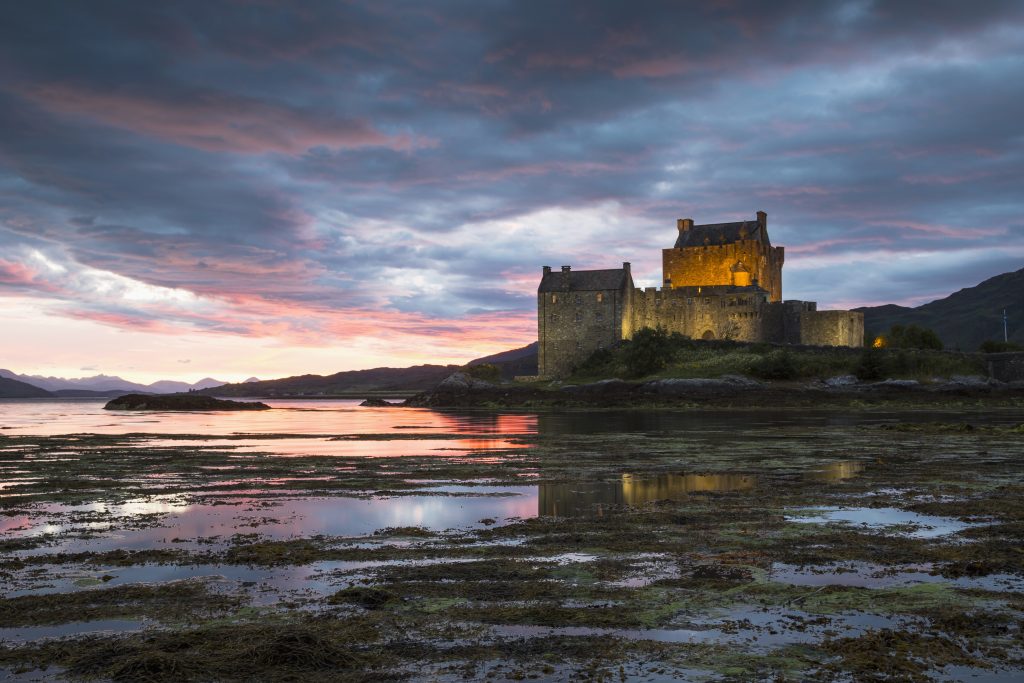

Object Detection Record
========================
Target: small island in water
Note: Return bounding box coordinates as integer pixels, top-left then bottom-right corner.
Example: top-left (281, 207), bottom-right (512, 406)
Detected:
top-left (104, 394), bottom-right (271, 411)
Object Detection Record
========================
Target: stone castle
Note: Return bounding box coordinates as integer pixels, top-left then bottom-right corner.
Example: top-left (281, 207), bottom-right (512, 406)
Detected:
top-left (537, 211), bottom-right (863, 378)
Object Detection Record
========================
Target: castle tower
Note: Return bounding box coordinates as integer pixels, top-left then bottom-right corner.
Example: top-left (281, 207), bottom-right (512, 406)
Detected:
top-left (662, 211), bottom-right (784, 302)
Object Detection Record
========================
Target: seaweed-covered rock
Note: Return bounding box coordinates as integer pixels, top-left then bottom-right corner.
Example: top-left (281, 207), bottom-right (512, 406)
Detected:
top-left (104, 394), bottom-right (270, 411)
top-left (359, 398), bottom-right (396, 407)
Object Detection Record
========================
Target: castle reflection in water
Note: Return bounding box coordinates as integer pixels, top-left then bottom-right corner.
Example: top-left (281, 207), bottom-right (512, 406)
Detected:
top-left (539, 461), bottom-right (862, 517)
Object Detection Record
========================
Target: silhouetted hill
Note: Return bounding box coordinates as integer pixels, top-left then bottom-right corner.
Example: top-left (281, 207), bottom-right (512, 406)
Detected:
top-left (467, 342), bottom-right (538, 379)
top-left (200, 364), bottom-right (461, 397)
top-left (0, 377), bottom-right (53, 398)
top-left (856, 268), bottom-right (1024, 350)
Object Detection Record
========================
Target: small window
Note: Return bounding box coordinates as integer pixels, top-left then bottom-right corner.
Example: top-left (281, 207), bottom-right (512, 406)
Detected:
top-left (575, 295), bottom-right (582, 305)
top-left (596, 312), bottom-right (604, 322)
top-left (550, 313), bottom-right (558, 322)
top-left (574, 311), bottom-right (582, 323)
top-left (686, 297), bottom-right (693, 305)
top-left (551, 294), bottom-right (558, 304)
top-left (575, 341), bottom-right (582, 350)
top-left (596, 292), bottom-right (604, 303)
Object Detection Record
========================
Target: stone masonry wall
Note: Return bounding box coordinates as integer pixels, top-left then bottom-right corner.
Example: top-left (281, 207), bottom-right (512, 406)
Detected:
top-left (799, 310), bottom-right (864, 347)
top-left (628, 287), bottom-right (770, 342)
top-left (662, 241), bottom-right (784, 302)
top-left (538, 288), bottom-right (624, 378)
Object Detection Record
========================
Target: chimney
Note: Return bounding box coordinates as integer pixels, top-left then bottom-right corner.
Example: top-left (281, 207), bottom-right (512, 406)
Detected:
top-left (677, 218), bottom-right (694, 232)
top-left (560, 265), bottom-right (571, 290)
top-left (622, 261), bottom-right (631, 277)
top-left (756, 210), bottom-right (767, 227)
top-left (542, 265), bottom-right (551, 275)
top-left (561, 265), bottom-right (571, 273)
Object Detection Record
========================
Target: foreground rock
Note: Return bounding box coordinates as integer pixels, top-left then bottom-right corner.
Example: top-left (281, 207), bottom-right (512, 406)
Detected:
top-left (403, 372), bottom-right (1024, 409)
top-left (105, 394), bottom-right (270, 411)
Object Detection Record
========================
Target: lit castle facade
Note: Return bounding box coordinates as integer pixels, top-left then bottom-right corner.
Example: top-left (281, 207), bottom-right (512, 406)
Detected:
top-left (537, 211), bottom-right (863, 377)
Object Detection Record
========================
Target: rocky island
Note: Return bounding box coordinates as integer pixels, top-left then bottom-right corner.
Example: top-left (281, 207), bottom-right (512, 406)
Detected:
top-left (104, 394), bottom-right (270, 411)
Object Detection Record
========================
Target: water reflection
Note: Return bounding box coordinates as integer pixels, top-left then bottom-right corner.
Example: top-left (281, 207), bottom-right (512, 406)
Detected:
top-left (12, 490), bottom-right (539, 554)
top-left (806, 460), bottom-right (864, 482)
top-left (539, 473), bottom-right (755, 517)
top-left (0, 399), bottom-right (538, 438)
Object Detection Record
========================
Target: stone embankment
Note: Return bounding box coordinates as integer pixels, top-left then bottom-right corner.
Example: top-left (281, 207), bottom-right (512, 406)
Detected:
top-left (104, 394), bottom-right (271, 411)
top-left (402, 372), bottom-right (1024, 409)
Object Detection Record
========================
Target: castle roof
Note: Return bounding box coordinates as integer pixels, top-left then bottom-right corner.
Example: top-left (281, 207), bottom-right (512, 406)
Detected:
top-left (538, 267), bottom-right (632, 292)
top-left (673, 220), bottom-right (768, 249)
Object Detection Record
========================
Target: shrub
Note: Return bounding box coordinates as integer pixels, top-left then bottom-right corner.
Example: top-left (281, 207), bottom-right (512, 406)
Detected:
top-left (749, 350), bottom-right (798, 380)
top-left (886, 324), bottom-right (943, 350)
top-left (622, 327), bottom-right (681, 378)
top-left (855, 347), bottom-right (887, 381)
top-left (575, 347), bottom-right (615, 376)
top-left (980, 339), bottom-right (1023, 353)
top-left (464, 363), bottom-right (501, 382)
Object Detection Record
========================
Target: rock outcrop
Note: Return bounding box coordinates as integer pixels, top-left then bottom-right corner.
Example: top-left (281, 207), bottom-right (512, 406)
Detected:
top-left (104, 394), bottom-right (270, 411)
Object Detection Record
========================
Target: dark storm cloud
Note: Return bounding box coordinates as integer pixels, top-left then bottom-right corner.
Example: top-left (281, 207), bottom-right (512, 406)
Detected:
top-left (1, 0), bottom-right (1022, 338)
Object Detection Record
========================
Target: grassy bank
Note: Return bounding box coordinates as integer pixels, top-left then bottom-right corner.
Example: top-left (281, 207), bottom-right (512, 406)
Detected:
top-left (568, 336), bottom-right (988, 384)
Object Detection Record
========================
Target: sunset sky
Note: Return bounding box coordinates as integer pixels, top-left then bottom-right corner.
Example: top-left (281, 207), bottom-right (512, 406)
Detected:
top-left (2, 1), bottom-right (1023, 383)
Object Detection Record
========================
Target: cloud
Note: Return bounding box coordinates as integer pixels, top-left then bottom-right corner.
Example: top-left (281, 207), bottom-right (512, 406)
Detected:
top-left (0, 1), bottom-right (1023, 377)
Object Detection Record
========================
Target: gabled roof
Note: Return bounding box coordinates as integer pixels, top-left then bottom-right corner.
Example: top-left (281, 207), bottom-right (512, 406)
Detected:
top-left (538, 268), bottom-right (632, 292)
top-left (674, 220), bottom-right (768, 249)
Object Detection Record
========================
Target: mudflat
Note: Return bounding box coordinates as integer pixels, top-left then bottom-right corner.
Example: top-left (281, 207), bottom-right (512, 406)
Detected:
top-left (1, 402), bottom-right (1022, 681)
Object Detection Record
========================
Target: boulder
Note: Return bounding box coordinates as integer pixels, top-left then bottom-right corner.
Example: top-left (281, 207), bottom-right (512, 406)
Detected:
top-left (434, 372), bottom-right (496, 393)
top-left (641, 375), bottom-right (761, 395)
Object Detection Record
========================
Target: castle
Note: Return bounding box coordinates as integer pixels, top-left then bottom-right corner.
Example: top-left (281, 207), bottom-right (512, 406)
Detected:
top-left (537, 211), bottom-right (863, 378)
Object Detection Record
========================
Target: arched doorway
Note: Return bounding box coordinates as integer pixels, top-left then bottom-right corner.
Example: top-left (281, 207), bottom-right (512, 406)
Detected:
top-left (701, 330), bottom-right (715, 340)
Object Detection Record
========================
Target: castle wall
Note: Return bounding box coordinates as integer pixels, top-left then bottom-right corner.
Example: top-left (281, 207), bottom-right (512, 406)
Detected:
top-left (627, 288), bottom-right (769, 342)
top-left (538, 287), bottom-right (624, 378)
top-left (799, 310), bottom-right (865, 347)
top-left (662, 241), bottom-right (784, 302)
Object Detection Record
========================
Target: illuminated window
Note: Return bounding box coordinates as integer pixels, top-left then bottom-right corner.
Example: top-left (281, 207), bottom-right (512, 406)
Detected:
top-left (551, 294), bottom-right (558, 304)
top-left (596, 292), bottom-right (604, 303)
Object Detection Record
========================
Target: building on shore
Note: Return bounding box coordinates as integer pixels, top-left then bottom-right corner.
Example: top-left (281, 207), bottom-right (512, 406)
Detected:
top-left (537, 211), bottom-right (863, 378)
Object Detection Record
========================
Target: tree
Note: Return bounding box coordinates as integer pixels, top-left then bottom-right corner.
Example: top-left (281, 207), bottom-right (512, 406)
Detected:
top-left (885, 324), bottom-right (943, 350)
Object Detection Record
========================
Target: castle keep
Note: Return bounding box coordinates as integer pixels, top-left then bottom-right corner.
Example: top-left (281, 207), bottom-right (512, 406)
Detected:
top-left (538, 211), bottom-right (863, 378)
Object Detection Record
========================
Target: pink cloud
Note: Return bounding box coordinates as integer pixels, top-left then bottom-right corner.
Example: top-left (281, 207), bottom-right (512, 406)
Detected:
top-left (613, 56), bottom-right (693, 79)
top-left (20, 84), bottom-right (436, 155)
top-left (868, 220), bottom-right (1005, 239)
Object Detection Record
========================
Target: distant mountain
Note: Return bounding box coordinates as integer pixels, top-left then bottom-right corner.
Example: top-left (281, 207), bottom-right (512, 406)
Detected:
top-left (0, 376), bottom-right (53, 398)
top-left (0, 370), bottom-right (224, 394)
top-left (856, 268), bottom-right (1024, 350)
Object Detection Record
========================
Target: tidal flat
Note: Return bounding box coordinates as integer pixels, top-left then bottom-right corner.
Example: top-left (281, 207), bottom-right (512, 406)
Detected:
top-left (1, 400), bottom-right (1023, 681)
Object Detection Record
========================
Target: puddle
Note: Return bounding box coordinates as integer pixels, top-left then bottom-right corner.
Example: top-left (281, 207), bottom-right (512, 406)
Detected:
top-left (770, 562), bottom-right (1024, 591)
top-left (0, 619), bottom-right (150, 643)
top-left (785, 507), bottom-right (980, 538)
top-left (10, 489), bottom-right (539, 554)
